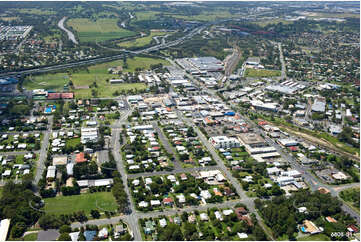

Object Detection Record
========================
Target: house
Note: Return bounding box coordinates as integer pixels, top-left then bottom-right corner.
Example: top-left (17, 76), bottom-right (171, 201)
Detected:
top-left (69, 231), bottom-right (80, 241)
top-left (235, 207), bottom-right (247, 220)
top-left (114, 225), bottom-right (125, 238)
top-left (174, 217), bottom-right (181, 225)
top-left (188, 214), bottom-right (196, 223)
top-left (180, 173), bottom-right (187, 180)
top-left (223, 209), bottom-right (233, 216)
top-left (83, 231), bottom-right (97, 241)
top-left (215, 211), bottom-right (223, 221)
top-left (98, 227), bottom-right (108, 239)
top-left (176, 194), bottom-right (186, 203)
top-left (237, 233), bottom-right (248, 239)
top-left (144, 221), bottom-right (155, 235)
top-left (200, 190), bottom-right (212, 199)
top-left (52, 156), bottom-right (68, 166)
top-left (163, 197), bottom-right (174, 205)
top-left (347, 225), bottom-right (359, 233)
top-left (75, 152), bottom-right (87, 163)
top-left (150, 200), bottom-right (161, 206)
top-left (301, 220), bottom-right (322, 234)
top-left (46, 166), bottom-right (56, 180)
top-left (200, 213), bottom-right (209, 221)
top-left (159, 218), bottom-right (167, 228)
top-left (139, 201), bottom-right (149, 208)
top-left (325, 216), bottom-right (337, 223)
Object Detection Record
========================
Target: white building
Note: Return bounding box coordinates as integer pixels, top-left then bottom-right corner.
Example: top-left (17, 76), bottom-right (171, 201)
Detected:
top-left (209, 136), bottom-right (240, 149)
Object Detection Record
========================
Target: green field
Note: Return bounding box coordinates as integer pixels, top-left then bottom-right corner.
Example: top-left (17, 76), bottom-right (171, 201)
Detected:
top-left (24, 57), bottom-right (169, 98)
top-left (44, 192), bottom-right (117, 215)
top-left (297, 234), bottom-right (330, 241)
top-left (117, 31), bottom-right (168, 48)
top-left (67, 18), bottom-right (136, 43)
top-left (245, 68), bottom-right (281, 77)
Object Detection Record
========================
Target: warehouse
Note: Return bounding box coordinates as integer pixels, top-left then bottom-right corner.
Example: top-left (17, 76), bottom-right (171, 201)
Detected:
top-left (278, 138), bottom-right (298, 147)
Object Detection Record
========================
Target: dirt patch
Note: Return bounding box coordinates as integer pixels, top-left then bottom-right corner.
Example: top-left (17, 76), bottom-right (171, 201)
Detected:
top-left (74, 85), bottom-right (89, 89)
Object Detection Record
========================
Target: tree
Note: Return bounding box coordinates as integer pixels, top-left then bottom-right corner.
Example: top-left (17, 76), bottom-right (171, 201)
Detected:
top-left (11, 222), bottom-right (26, 238)
top-left (38, 214), bottom-right (62, 230)
top-left (58, 233), bottom-right (71, 241)
top-left (59, 225), bottom-right (72, 234)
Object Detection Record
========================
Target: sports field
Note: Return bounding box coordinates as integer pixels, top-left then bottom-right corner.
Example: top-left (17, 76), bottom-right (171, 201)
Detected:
top-left (117, 31), bottom-right (168, 48)
top-left (245, 68), bottom-right (281, 77)
top-left (44, 192), bottom-right (117, 215)
top-left (67, 18), bottom-right (136, 43)
top-left (24, 57), bottom-right (169, 98)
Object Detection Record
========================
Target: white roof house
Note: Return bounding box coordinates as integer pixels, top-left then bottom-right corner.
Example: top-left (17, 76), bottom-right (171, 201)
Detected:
top-left (200, 213), bottom-right (209, 221)
top-left (223, 209), bottom-right (234, 216)
top-left (150, 200), bottom-right (161, 206)
top-left (159, 218), bottom-right (167, 228)
top-left (139, 201), bottom-right (149, 208)
top-left (200, 190), bottom-right (212, 199)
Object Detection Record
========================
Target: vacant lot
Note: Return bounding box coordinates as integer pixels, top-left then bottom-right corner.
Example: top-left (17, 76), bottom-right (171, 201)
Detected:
top-left (44, 192), bottom-right (117, 215)
top-left (245, 68), bottom-right (281, 77)
top-left (67, 18), bottom-right (136, 43)
top-left (117, 31), bottom-right (168, 48)
top-left (24, 57), bottom-right (168, 98)
top-left (340, 187), bottom-right (360, 212)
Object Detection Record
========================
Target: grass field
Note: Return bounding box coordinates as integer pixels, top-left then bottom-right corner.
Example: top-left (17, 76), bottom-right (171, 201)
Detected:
top-left (297, 234), bottom-right (330, 241)
top-left (24, 57), bottom-right (168, 98)
top-left (134, 11), bottom-right (161, 21)
top-left (17, 8), bottom-right (55, 15)
top-left (245, 68), bottom-right (281, 77)
top-left (117, 31), bottom-right (168, 48)
top-left (164, 10), bottom-right (234, 21)
top-left (67, 18), bottom-right (136, 43)
top-left (44, 192), bottom-right (117, 215)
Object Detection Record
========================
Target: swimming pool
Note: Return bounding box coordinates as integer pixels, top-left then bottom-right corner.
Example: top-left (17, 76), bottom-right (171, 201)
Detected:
top-left (45, 107), bottom-right (52, 113)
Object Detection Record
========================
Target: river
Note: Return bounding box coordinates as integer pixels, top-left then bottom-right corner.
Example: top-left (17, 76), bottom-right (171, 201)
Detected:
top-left (57, 16), bottom-right (78, 45)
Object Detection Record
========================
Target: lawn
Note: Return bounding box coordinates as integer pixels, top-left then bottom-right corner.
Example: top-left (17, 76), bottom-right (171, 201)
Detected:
top-left (65, 137), bottom-right (81, 149)
top-left (44, 192), bottom-right (117, 215)
top-left (67, 18), bottom-right (136, 43)
top-left (24, 57), bottom-right (169, 98)
top-left (117, 31), bottom-right (168, 48)
top-left (22, 233), bottom-right (38, 241)
top-left (297, 233), bottom-right (330, 241)
top-left (245, 68), bottom-right (281, 77)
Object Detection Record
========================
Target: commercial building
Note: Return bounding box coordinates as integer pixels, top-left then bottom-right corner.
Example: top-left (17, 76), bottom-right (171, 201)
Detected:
top-left (209, 136), bottom-right (240, 149)
top-left (311, 97), bottom-right (326, 113)
top-left (81, 127), bottom-right (98, 144)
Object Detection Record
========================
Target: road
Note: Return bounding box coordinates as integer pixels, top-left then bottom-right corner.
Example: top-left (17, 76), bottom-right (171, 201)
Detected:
top-left (58, 17), bottom-right (78, 45)
top-left (151, 121), bottom-right (182, 170)
top-left (278, 42), bottom-right (287, 80)
top-left (34, 116), bottom-right (53, 188)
